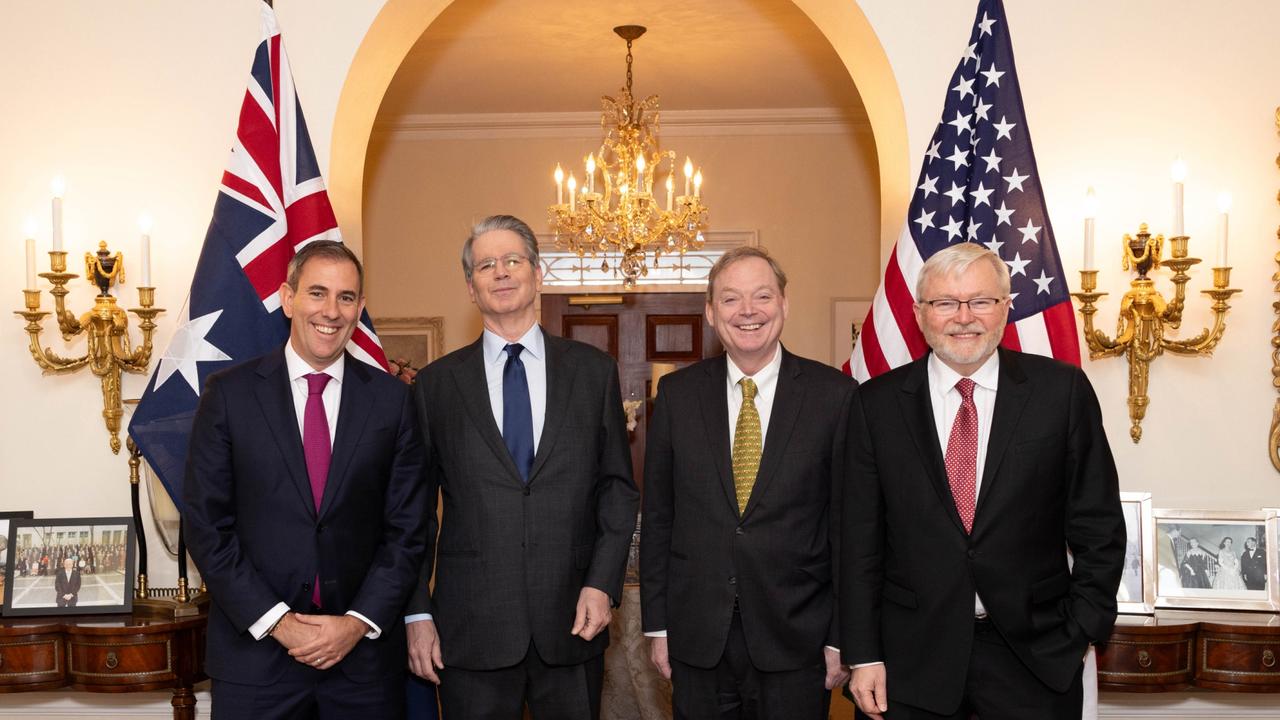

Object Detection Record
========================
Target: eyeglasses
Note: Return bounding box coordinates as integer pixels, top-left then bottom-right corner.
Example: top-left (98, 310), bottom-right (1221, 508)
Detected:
top-left (918, 297), bottom-right (1005, 316)
top-left (474, 253), bottom-right (531, 276)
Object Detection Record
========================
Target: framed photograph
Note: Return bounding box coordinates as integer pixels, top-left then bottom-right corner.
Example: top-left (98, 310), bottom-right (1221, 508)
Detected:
top-left (374, 316), bottom-right (444, 373)
top-left (1117, 492), bottom-right (1155, 614)
top-left (831, 297), bottom-right (872, 368)
top-left (0, 511), bottom-right (35, 614)
top-left (3, 517), bottom-right (136, 617)
top-left (1153, 509), bottom-right (1276, 612)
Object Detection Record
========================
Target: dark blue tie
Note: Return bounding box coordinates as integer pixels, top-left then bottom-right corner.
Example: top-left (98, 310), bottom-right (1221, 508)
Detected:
top-left (502, 343), bottom-right (535, 483)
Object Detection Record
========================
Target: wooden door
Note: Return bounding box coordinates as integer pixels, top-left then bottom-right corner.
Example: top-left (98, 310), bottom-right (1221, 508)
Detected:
top-left (541, 292), bottom-right (723, 490)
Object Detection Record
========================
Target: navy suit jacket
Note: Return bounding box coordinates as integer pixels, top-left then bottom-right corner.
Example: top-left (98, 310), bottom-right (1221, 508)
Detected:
top-left (184, 348), bottom-right (428, 685)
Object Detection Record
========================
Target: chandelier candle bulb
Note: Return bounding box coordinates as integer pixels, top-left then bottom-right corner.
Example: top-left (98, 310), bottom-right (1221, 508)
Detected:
top-left (693, 169), bottom-right (703, 199)
top-left (50, 176), bottom-right (65, 252)
top-left (555, 164), bottom-right (565, 205)
top-left (1171, 158), bottom-right (1187, 236)
top-left (1082, 187), bottom-right (1098, 271)
top-left (636, 155), bottom-right (646, 189)
top-left (1216, 191), bottom-right (1231, 267)
top-left (568, 174), bottom-right (577, 213)
top-left (683, 157), bottom-right (693, 195)
top-left (666, 173), bottom-right (674, 211)
top-left (586, 154), bottom-right (596, 193)
top-left (138, 215), bottom-right (153, 287)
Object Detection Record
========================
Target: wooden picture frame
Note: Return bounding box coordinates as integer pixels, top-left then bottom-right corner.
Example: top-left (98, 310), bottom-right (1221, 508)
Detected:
top-left (1153, 509), bottom-right (1276, 612)
top-left (1117, 492), bottom-right (1155, 614)
top-left (3, 517), bottom-right (136, 617)
top-left (830, 297), bottom-right (872, 368)
top-left (374, 316), bottom-right (445, 372)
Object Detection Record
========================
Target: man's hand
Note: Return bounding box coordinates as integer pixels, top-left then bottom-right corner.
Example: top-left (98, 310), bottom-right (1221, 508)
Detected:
top-left (849, 664), bottom-right (888, 720)
top-left (407, 619), bottom-right (445, 684)
top-left (824, 647), bottom-right (850, 690)
top-left (649, 636), bottom-right (672, 679)
top-left (287, 614), bottom-right (367, 671)
top-left (570, 587), bottom-right (612, 641)
top-left (269, 612), bottom-right (317, 652)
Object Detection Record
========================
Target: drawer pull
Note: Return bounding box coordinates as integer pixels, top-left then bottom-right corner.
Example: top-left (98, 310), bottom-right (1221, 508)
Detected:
top-left (0, 651), bottom-right (4, 668)
top-left (1137, 650), bottom-right (1152, 669)
top-left (1264, 649), bottom-right (1276, 669)
top-left (105, 652), bottom-right (119, 670)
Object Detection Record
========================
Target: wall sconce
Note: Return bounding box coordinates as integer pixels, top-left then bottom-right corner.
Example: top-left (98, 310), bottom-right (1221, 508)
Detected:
top-left (1071, 172), bottom-right (1239, 443)
top-left (15, 181), bottom-right (164, 453)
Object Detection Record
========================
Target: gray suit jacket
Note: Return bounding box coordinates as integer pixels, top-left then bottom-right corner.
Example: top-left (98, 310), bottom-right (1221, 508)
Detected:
top-left (407, 329), bottom-right (639, 669)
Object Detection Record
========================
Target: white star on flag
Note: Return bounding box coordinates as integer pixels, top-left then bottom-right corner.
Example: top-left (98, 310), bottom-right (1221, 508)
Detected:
top-left (978, 12), bottom-right (997, 36)
top-left (946, 145), bottom-right (971, 170)
top-left (925, 140), bottom-right (943, 162)
top-left (975, 99), bottom-right (992, 122)
top-left (154, 304), bottom-right (233, 394)
top-left (1006, 252), bottom-right (1031, 277)
top-left (969, 182), bottom-right (995, 207)
top-left (981, 148), bottom-right (1003, 173)
top-left (980, 63), bottom-right (1005, 87)
top-left (944, 181), bottom-right (967, 206)
top-left (1003, 168), bottom-right (1029, 192)
top-left (1033, 270), bottom-right (1055, 294)
top-left (984, 236), bottom-right (1005, 255)
top-left (918, 175), bottom-right (939, 198)
top-left (914, 209), bottom-right (936, 232)
top-left (992, 116), bottom-right (1017, 140)
top-left (1019, 219), bottom-right (1042, 244)
top-left (942, 215), bottom-right (964, 241)
top-left (948, 111), bottom-right (974, 134)
top-left (952, 76), bottom-right (976, 100)
top-left (994, 201), bottom-right (1016, 226)
top-left (967, 220), bottom-right (983, 241)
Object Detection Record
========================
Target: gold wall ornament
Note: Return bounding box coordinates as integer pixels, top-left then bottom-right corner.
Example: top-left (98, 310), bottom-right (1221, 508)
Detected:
top-left (1269, 106), bottom-right (1280, 472)
top-left (1072, 224), bottom-right (1239, 443)
top-left (15, 244), bottom-right (164, 454)
top-left (547, 26), bottom-right (709, 288)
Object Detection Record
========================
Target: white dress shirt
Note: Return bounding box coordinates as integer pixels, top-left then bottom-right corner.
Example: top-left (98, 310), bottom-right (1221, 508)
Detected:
top-left (248, 343), bottom-right (380, 641)
top-left (405, 324), bottom-right (549, 627)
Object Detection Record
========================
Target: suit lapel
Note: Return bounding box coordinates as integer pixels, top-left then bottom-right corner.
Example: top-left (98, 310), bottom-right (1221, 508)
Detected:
top-left (318, 356), bottom-right (374, 519)
top-left (452, 337), bottom-right (524, 485)
top-left (973, 348), bottom-right (1031, 527)
top-left (897, 355), bottom-right (968, 535)
top-left (528, 331), bottom-right (574, 484)
top-left (253, 348), bottom-right (316, 518)
top-left (698, 356), bottom-right (738, 517)
top-left (741, 349), bottom-right (803, 521)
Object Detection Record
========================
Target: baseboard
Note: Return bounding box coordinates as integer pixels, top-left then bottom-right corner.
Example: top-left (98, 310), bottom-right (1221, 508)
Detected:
top-left (0, 688), bottom-right (211, 719)
top-left (1100, 692), bottom-right (1280, 718)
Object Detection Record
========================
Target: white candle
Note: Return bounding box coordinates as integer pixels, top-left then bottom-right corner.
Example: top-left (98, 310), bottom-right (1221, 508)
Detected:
top-left (138, 215), bottom-right (153, 287)
top-left (683, 157), bottom-right (693, 196)
top-left (554, 164), bottom-right (564, 205)
top-left (1216, 192), bottom-right (1231, 267)
top-left (51, 177), bottom-right (65, 252)
top-left (1082, 187), bottom-right (1097, 271)
top-left (568, 175), bottom-right (577, 213)
top-left (693, 169), bottom-right (703, 199)
top-left (25, 237), bottom-right (37, 290)
top-left (636, 155), bottom-right (646, 190)
top-left (665, 173), bottom-right (674, 211)
top-left (1170, 159), bottom-right (1186, 237)
top-left (586, 154), bottom-right (596, 193)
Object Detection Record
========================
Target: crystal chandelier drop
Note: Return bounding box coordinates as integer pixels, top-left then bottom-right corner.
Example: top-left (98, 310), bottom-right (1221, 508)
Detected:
top-left (548, 25), bottom-right (709, 288)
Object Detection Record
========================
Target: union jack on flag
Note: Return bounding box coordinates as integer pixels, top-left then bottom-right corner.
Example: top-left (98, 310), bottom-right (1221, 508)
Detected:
top-left (129, 1), bottom-right (389, 510)
top-left (846, 0), bottom-right (1079, 381)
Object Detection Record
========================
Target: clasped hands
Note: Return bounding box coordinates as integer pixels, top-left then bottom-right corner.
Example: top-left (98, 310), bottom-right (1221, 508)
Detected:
top-left (272, 612), bottom-right (368, 671)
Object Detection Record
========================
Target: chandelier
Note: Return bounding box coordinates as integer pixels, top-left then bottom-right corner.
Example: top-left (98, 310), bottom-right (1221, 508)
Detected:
top-left (548, 25), bottom-right (709, 288)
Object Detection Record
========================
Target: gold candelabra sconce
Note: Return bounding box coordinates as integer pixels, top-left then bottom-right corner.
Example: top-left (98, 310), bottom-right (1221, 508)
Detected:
top-left (1071, 224), bottom-right (1239, 443)
top-left (16, 229), bottom-right (164, 454)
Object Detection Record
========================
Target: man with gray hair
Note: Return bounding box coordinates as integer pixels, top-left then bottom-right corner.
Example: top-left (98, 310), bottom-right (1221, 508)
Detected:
top-left (405, 215), bottom-right (638, 719)
top-left (841, 242), bottom-right (1125, 719)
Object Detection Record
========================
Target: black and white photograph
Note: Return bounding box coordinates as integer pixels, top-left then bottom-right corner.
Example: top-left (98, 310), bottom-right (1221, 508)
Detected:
top-left (2, 517), bottom-right (135, 617)
top-left (0, 511), bottom-right (35, 614)
top-left (1154, 510), bottom-right (1276, 612)
top-left (1117, 493), bottom-right (1154, 614)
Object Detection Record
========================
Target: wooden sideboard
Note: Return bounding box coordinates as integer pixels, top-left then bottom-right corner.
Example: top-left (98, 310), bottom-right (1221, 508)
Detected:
top-left (0, 613), bottom-right (206, 719)
top-left (1097, 611), bottom-right (1280, 692)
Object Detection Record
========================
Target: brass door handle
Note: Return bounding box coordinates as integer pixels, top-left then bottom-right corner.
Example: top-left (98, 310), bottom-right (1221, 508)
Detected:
top-left (1137, 650), bottom-right (1152, 669)
top-left (104, 651), bottom-right (119, 670)
top-left (1263, 649), bottom-right (1276, 669)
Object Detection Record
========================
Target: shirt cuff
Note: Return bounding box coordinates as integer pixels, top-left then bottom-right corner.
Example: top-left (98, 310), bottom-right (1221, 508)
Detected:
top-left (851, 661), bottom-right (885, 669)
top-left (346, 611), bottom-right (381, 640)
top-left (404, 613), bottom-right (434, 625)
top-left (824, 645), bottom-right (840, 653)
top-left (249, 603), bottom-right (290, 641)
top-left (644, 630), bottom-right (668, 638)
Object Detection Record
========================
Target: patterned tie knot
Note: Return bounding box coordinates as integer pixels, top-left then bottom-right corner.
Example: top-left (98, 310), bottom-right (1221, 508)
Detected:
top-left (740, 377), bottom-right (757, 402)
top-left (505, 343), bottom-right (525, 360)
top-left (955, 377), bottom-right (975, 401)
top-left (306, 372), bottom-right (331, 396)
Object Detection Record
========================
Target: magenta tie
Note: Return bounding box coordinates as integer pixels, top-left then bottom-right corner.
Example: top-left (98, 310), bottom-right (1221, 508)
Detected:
top-left (944, 378), bottom-right (978, 533)
top-left (303, 372), bottom-right (331, 606)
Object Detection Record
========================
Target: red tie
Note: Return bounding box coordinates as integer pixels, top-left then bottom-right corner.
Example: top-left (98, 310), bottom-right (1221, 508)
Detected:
top-left (944, 378), bottom-right (978, 533)
top-left (303, 372), bottom-right (331, 606)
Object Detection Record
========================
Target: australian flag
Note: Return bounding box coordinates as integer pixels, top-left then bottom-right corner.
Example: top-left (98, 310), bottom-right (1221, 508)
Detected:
top-left (128, 1), bottom-right (389, 512)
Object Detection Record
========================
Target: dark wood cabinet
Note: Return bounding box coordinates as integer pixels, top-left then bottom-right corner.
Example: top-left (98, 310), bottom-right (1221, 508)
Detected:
top-left (1098, 611), bottom-right (1280, 693)
top-left (0, 614), bottom-right (205, 718)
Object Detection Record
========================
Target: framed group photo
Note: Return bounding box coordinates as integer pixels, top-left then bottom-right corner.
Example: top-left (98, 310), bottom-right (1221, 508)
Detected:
top-left (2, 516), bottom-right (136, 617)
top-left (1153, 509), bottom-right (1276, 612)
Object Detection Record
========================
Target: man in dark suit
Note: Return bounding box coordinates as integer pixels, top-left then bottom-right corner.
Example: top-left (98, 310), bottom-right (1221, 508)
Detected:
top-left (404, 215), bottom-right (638, 720)
top-left (185, 241), bottom-right (428, 719)
top-left (1241, 537), bottom-right (1267, 591)
top-left (842, 242), bottom-right (1125, 719)
top-left (640, 246), bottom-right (855, 719)
top-left (55, 557), bottom-right (81, 607)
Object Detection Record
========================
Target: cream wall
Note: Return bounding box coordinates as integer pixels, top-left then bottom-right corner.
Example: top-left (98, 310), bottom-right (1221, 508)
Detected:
top-left (361, 127), bottom-right (881, 361)
top-left (1, 1), bottom-right (1279, 717)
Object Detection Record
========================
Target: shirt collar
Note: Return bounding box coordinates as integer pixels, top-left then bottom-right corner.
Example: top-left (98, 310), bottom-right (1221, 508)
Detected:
top-left (927, 349), bottom-right (999, 395)
top-left (284, 341), bottom-right (345, 385)
top-left (726, 344), bottom-right (783, 399)
top-left (483, 324), bottom-right (545, 366)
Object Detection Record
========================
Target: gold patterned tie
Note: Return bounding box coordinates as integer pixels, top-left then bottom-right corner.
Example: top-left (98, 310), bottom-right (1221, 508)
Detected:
top-left (732, 378), bottom-right (762, 514)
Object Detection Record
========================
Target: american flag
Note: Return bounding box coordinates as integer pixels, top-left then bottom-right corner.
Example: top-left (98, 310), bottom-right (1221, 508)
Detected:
top-left (128, 1), bottom-right (389, 510)
top-left (847, 0), bottom-right (1079, 381)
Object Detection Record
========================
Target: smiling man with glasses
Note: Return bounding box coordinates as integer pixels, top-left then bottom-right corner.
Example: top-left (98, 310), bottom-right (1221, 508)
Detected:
top-left (842, 242), bottom-right (1124, 720)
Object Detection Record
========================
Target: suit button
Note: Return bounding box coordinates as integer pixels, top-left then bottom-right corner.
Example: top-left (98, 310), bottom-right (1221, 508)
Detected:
top-left (302, 583), bottom-right (311, 591)
top-left (522, 487), bottom-right (531, 496)
top-left (728, 576), bottom-right (736, 585)
top-left (967, 549), bottom-right (976, 559)
top-left (317, 524), bottom-right (325, 533)
top-left (735, 527), bottom-right (745, 536)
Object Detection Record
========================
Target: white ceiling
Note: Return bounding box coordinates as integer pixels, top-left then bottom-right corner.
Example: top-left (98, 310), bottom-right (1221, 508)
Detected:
top-left (377, 0), bottom-right (867, 117)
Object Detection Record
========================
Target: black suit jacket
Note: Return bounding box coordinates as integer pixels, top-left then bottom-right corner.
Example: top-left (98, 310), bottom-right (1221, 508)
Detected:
top-left (640, 349), bottom-right (856, 671)
top-left (55, 569), bottom-right (81, 603)
top-left (840, 348), bottom-right (1124, 714)
top-left (184, 348), bottom-right (428, 685)
top-left (407, 330), bottom-right (639, 670)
